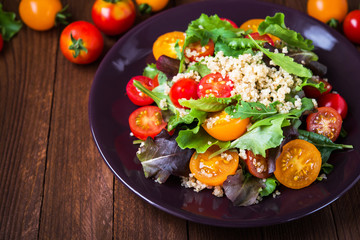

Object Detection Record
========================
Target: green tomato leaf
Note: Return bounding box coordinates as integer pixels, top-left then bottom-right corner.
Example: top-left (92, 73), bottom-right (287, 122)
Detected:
top-left (0, 3), bottom-right (22, 41)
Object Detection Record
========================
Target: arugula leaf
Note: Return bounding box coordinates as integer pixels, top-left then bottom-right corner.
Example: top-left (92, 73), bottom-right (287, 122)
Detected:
top-left (176, 127), bottom-right (230, 153)
top-left (214, 39), bottom-right (254, 57)
top-left (179, 95), bottom-right (241, 112)
top-left (298, 130), bottom-right (353, 163)
top-left (249, 35), bottom-right (313, 78)
top-left (137, 130), bottom-right (194, 183)
top-left (225, 101), bottom-right (279, 121)
top-left (0, 3), bottom-right (22, 41)
top-left (258, 12), bottom-right (314, 51)
top-left (295, 78), bottom-right (326, 93)
top-left (259, 177), bottom-right (278, 197)
top-left (186, 62), bottom-right (211, 77)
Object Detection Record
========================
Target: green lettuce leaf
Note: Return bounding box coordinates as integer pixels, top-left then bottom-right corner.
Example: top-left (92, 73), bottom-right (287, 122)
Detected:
top-left (186, 62), bottom-right (211, 77)
top-left (0, 3), bottom-right (22, 41)
top-left (143, 63), bottom-right (168, 85)
top-left (295, 78), bottom-right (326, 93)
top-left (179, 95), bottom-right (241, 112)
top-left (225, 101), bottom-right (279, 121)
top-left (167, 108), bottom-right (207, 131)
top-left (258, 12), bottom-right (314, 51)
top-left (259, 177), bottom-right (278, 197)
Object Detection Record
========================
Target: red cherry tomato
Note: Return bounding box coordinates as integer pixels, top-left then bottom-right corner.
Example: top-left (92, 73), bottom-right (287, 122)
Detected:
top-left (60, 21), bottom-right (103, 64)
top-left (197, 73), bottom-right (234, 98)
top-left (169, 78), bottom-right (199, 108)
top-left (307, 107), bottom-right (342, 142)
top-left (244, 150), bottom-right (272, 179)
top-left (343, 10), bottom-right (360, 44)
top-left (303, 78), bottom-right (332, 99)
top-left (129, 106), bottom-right (167, 140)
top-left (0, 34), bottom-right (3, 52)
top-left (126, 76), bottom-right (158, 106)
top-left (184, 39), bottom-right (215, 62)
top-left (245, 32), bottom-right (274, 46)
top-left (317, 93), bottom-right (348, 119)
top-left (220, 18), bottom-right (238, 28)
top-left (91, 0), bottom-right (136, 36)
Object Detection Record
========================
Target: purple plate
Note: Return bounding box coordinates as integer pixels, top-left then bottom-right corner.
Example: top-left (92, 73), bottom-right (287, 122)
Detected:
top-left (89, 0), bottom-right (360, 227)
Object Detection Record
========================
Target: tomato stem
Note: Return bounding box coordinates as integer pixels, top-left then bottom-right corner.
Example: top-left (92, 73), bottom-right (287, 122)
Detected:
top-left (69, 33), bottom-right (88, 58)
top-left (55, 5), bottom-right (71, 26)
top-left (138, 3), bottom-right (152, 15)
top-left (327, 18), bottom-right (339, 29)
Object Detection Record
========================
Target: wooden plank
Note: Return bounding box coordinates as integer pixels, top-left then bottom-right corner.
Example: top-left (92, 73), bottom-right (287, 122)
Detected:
top-left (0, 0), bottom-right (56, 239)
top-left (38, 1), bottom-right (114, 239)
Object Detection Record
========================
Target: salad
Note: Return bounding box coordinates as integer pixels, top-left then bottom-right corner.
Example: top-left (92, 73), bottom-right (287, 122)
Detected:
top-left (125, 13), bottom-right (353, 206)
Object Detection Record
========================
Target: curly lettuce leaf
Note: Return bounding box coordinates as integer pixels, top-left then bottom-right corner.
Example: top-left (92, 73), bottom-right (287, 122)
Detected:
top-left (249, 35), bottom-right (313, 78)
top-left (258, 12), bottom-right (314, 51)
top-left (0, 3), bottom-right (22, 41)
top-left (137, 130), bottom-right (195, 183)
top-left (167, 108), bottom-right (207, 131)
top-left (179, 95), bottom-right (241, 112)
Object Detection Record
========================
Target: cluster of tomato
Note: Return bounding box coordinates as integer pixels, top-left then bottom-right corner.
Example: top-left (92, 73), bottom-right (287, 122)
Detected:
top-left (307, 0), bottom-right (360, 44)
top-left (3, 0), bottom-right (170, 62)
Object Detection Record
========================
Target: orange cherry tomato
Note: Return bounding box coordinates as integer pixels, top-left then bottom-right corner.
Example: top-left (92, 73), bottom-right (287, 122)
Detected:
top-left (307, 0), bottom-right (348, 23)
top-left (136, 0), bottom-right (169, 12)
top-left (184, 39), bottom-right (215, 62)
top-left (240, 18), bottom-right (280, 43)
top-left (189, 145), bottom-right (239, 186)
top-left (19, 0), bottom-right (64, 31)
top-left (245, 32), bottom-right (274, 46)
top-left (202, 110), bottom-right (250, 141)
top-left (244, 150), bottom-right (272, 179)
top-left (152, 31), bottom-right (185, 60)
top-left (274, 139), bottom-right (322, 189)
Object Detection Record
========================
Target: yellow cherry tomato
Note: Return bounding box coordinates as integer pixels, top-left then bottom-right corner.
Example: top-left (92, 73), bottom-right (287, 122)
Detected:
top-left (239, 18), bottom-right (280, 43)
top-left (19, 0), bottom-right (64, 31)
top-left (274, 139), bottom-right (322, 189)
top-left (152, 31), bottom-right (185, 60)
top-left (136, 0), bottom-right (169, 12)
top-left (202, 110), bottom-right (250, 142)
top-left (307, 0), bottom-right (348, 23)
top-left (189, 145), bottom-right (239, 186)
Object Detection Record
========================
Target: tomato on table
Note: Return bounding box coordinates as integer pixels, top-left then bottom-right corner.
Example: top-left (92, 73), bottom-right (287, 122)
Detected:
top-left (202, 110), bottom-right (250, 141)
top-left (244, 150), bottom-right (272, 179)
top-left (246, 32), bottom-right (274, 46)
top-left (126, 76), bottom-right (158, 106)
top-left (184, 39), bottom-right (215, 62)
top-left (307, 106), bottom-right (342, 142)
top-left (152, 31), bottom-right (185, 60)
top-left (60, 21), bottom-right (104, 64)
top-left (136, 0), bottom-right (169, 12)
top-left (129, 106), bottom-right (167, 140)
top-left (19, 0), bottom-right (68, 31)
top-left (343, 10), bottom-right (360, 44)
top-left (91, 0), bottom-right (136, 36)
top-left (197, 73), bottom-right (234, 98)
top-left (274, 139), bottom-right (322, 189)
top-left (189, 145), bottom-right (239, 186)
top-left (307, 0), bottom-right (348, 24)
top-left (169, 78), bottom-right (198, 108)
top-left (220, 18), bottom-right (238, 28)
top-left (317, 93), bottom-right (348, 119)
top-left (303, 78), bottom-right (332, 99)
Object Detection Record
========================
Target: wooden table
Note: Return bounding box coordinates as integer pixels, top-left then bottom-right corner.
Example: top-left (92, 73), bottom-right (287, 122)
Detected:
top-left (1, 0), bottom-right (359, 239)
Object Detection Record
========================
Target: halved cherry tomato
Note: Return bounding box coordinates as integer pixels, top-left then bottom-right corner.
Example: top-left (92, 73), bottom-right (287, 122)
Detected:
top-left (129, 106), bottom-right (167, 140)
top-left (306, 106), bottom-right (342, 141)
top-left (169, 78), bottom-right (198, 108)
top-left (152, 31), bottom-right (185, 60)
top-left (317, 93), bottom-right (348, 119)
top-left (91, 0), bottom-right (136, 36)
top-left (126, 76), bottom-right (157, 106)
top-left (220, 18), bottom-right (238, 28)
top-left (189, 145), bottom-right (239, 186)
top-left (19, 0), bottom-right (67, 31)
top-left (274, 139), bottom-right (321, 189)
top-left (303, 78), bottom-right (332, 99)
top-left (202, 110), bottom-right (250, 141)
top-left (60, 21), bottom-right (103, 64)
top-left (184, 39), bottom-right (215, 62)
top-left (197, 73), bottom-right (234, 98)
top-left (307, 0), bottom-right (348, 24)
top-left (239, 18), bottom-right (280, 43)
top-left (245, 32), bottom-right (274, 46)
top-left (244, 150), bottom-right (272, 179)
top-left (343, 10), bottom-right (360, 44)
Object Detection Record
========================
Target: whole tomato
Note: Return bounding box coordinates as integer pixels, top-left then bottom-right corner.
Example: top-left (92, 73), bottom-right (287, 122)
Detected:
top-left (317, 93), bottom-right (348, 119)
top-left (60, 21), bottom-right (104, 64)
top-left (307, 0), bottom-right (348, 24)
top-left (0, 34), bottom-right (3, 52)
top-left (343, 10), bottom-right (360, 44)
top-left (19, 0), bottom-right (68, 31)
top-left (91, 0), bottom-right (136, 36)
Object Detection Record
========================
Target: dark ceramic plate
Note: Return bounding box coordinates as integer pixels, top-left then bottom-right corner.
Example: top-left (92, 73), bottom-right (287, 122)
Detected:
top-left (89, 0), bottom-right (360, 227)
